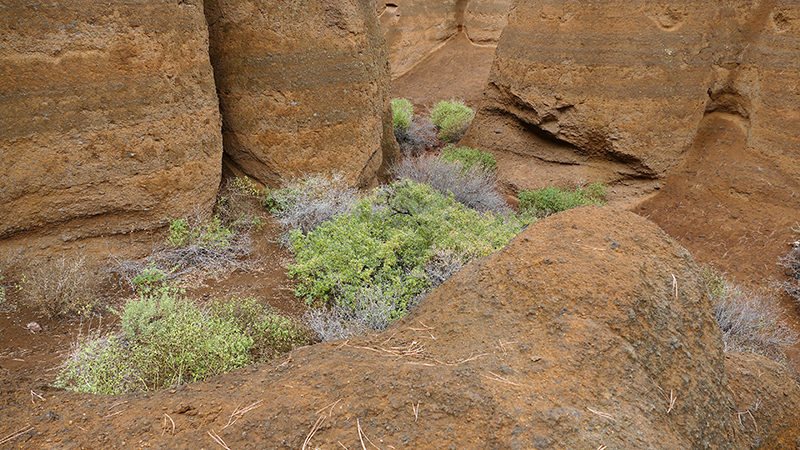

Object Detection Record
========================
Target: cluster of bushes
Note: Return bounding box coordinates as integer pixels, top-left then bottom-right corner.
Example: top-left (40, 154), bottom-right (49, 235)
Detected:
top-left (517, 183), bottom-right (607, 218)
top-left (391, 98), bottom-right (475, 154)
top-left (56, 287), bottom-right (309, 394)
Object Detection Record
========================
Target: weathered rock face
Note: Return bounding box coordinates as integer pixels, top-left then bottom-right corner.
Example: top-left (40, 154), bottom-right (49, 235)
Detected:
top-left (377, 0), bottom-right (512, 76)
top-left (205, 0), bottom-right (397, 189)
top-left (0, 0), bottom-right (222, 260)
top-left (462, 0), bottom-right (800, 194)
top-left (465, 0), bottom-right (513, 44)
top-left (12, 207), bottom-right (800, 448)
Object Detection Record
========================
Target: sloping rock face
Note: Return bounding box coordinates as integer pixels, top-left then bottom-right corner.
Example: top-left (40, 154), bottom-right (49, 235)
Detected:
top-left (0, 0), bottom-right (222, 260)
top-left (462, 1), bottom-right (800, 194)
top-left (377, 0), bottom-right (512, 76)
top-left (7, 207), bottom-right (797, 449)
top-left (205, 0), bottom-right (397, 189)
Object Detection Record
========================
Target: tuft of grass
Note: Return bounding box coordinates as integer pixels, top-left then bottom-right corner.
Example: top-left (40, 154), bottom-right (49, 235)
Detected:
top-left (703, 267), bottom-right (798, 365)
top-left (267, 172), bottom-right (359, 236)
top-left (430, 99), bottom-right (475, 142)
top-left (390, 98), bottom-right (414, 131)
top-left (777, 243), bottom-right (800, 306)
top-left (393, 154), bottom-right (508, 214)
top-left (19, 255), bottom-right (105, 319)
top-left (517, 182), bottom-right (606, 218)
top-left (287, 179), bottom-right (528, 322)
top-left (56, 288), bottom-right (309, 394)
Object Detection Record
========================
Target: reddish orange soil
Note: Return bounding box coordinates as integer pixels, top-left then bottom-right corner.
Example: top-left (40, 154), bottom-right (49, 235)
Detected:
top-left (2, 28), bottom-right (800, 450)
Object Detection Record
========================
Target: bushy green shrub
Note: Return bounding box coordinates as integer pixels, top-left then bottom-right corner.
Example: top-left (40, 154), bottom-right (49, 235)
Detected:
top-left (391, 98), bottom-right (414, 131)
top-left (517, 182), bottom-right (606, 218)
top-left (56, 289), bottom-right (309, 394)
top-left (430, 100), bottom-right (475, 142)
top-left (167, 215), bottom-right (233, 249)
top-left (703, 268), bottom-right (798, 364)
top-left (288, 180), bottom-right (527, 318)
top-left (439, 145), bottom-right (497, 172)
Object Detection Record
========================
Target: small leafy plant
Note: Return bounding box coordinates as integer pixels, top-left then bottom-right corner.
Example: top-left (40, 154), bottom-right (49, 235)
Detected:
top-left (56, 288), bottom-right (309, 394)
top-left (518, 182), bottom-right (606, 218)
top-left (430, 99), bottom-right (475, 142)
top-left (391, 98), bottom-right (414, 131)
top-left (19, 255), bottom-right (104, 319)
top-left (439, 145), bottom-right (497, 172)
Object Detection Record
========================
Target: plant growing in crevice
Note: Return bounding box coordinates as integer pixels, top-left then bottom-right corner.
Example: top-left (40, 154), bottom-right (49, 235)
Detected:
top-left (518, 182), bottom-right (607, 218)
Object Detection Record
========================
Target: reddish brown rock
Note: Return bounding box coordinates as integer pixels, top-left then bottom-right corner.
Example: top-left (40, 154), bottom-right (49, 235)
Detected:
top-left (0, 0), bottom-right (223, 263)
top-left (378, 0), bottom-right (512, 77)
top-left (205, 0), bottom-right (398, 189)
top-left (10, 207), bottom-right (799, 448)
top-left (462, 1), bottom-right (800, 197)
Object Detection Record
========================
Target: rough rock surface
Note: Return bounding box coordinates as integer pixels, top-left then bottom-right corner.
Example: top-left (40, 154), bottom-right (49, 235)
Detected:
top-left (205, 0), bottom-right (397, 189)
top-left (462, 0), bottom-right (800, 195)
top-left (4, 207), bottom-right (796, 449)
top-left (377, 0), bottom-right (512, 76)
top-left (0, 0), bottom-right (222, 261)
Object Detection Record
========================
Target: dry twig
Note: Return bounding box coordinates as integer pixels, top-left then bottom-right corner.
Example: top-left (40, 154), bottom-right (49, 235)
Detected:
top-left (0, 425), bottom-right (34, 445)
top-left (356, 419), bottom-right (382, 450)
top-left (586, 407), bottom-right (616, 422)
top-left (481, 371), bottom-right (523, 387)
top-left (303, 416), bottom-right (326, 450)
top-left (30, 390), bottom-right (44, 404)
top-left (411, 401), bottom-right (421, 422)
top-left (208, 429), bottom-right (231, 450)
top-left (222, 400), bottom-right (264, 430)
top-left (162, 413), bottom-right (176, 436)
top-left (315, 399), bottom-right (342, 417)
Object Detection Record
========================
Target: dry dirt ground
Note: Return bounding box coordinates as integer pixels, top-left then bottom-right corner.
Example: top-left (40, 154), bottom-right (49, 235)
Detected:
top-left (1, 32), bottom-right (799, 448)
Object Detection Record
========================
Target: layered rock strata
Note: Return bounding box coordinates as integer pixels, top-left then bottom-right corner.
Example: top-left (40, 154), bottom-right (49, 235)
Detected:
top-left (0, 0), bottom-right (223, 261)
top-left (462, 1), bottom-right (800, 194)
top-left (205, 0), bottom-right (398, 188)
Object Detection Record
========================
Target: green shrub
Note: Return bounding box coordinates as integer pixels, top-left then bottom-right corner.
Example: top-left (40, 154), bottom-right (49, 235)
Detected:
top-left (288, 180), bottom-right (527, 318)
top-left (430, 100), bottom-right (475, 142)
top-left (167, 215), bottom-right (233, 249)
top-left (56, 289), bottom-right (309, 394)
top-left (391, 98), bottom-right (414, 131)
top-left (439, 145), bottom-right (497, 172)
top-left (517, 182), bottom-right (606, 218)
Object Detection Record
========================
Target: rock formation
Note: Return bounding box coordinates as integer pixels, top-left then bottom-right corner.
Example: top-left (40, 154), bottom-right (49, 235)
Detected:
top-left (462, 1), bottom-right (800, 196)
top-left (0, 0), bottom-right (223, 261)
top-left (205, 0), bottom-right (398, 189)
top-left (4, 207), bottom-right (797, 448)
top-left (377, 0), bottom-right (512, 76)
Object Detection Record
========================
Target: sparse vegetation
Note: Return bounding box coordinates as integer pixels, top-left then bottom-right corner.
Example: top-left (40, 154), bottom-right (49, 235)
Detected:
top-left (267, 172), bottom-right (360, 235)
top-left (777, 231), bottom-right (800, 306)
top-left (390, 98), bottom-right (414, 131)
top-left (287, 180), bottom-right (528, 334)
top-left (56, 287), bottom-right (309, 394)
top-left (430, 99), bottom-right (475, 142)
top-left (19, 255), bottom-right (105, 318)
top-left (394, 116), bottom-right (439, 156)
top-left (703, 268), bottom-right (798, 365)
top-left (518, 182), bottom-right (607, 218)
top-left (393, 153), bottom-right (508, 214)
top-left (439, 145), bottom-right (497, 173)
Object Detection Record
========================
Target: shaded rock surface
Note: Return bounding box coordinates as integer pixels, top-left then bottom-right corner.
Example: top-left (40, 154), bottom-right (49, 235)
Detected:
top-left (377, 0), bottom-right (512, 77)
top-left (462, 0), bottom-right (800, 196)
top-left (205, 0), bottom-right (398, 189)
top-left (3, 207), bottom-right (796, 449)
top-left (0, 0), bottom-right (222, 262)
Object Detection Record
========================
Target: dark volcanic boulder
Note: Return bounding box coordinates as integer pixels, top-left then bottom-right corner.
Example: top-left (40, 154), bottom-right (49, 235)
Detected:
top-left (0, 0), bottom-right (223, 261)
top-left (205, 0), bottom-right (398, 188)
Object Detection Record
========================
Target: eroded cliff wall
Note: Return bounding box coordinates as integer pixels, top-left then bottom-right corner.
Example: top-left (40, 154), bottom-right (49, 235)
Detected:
top-left (462, 1), bottom-right (800, 195)
top-left (0, 0), bottom-right (223, 261)
top-left (205, 0), bottom-right (398, 188)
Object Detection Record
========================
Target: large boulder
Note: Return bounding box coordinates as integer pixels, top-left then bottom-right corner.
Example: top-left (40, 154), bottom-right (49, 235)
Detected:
top-left (205, 0), bottom-right (398, 189)
top-left (0, 0), bottom-right (222, 261)
top-left (7, 207), bottom-right (798, 448)
top-left (462, 0), bottom-right (800, 195)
